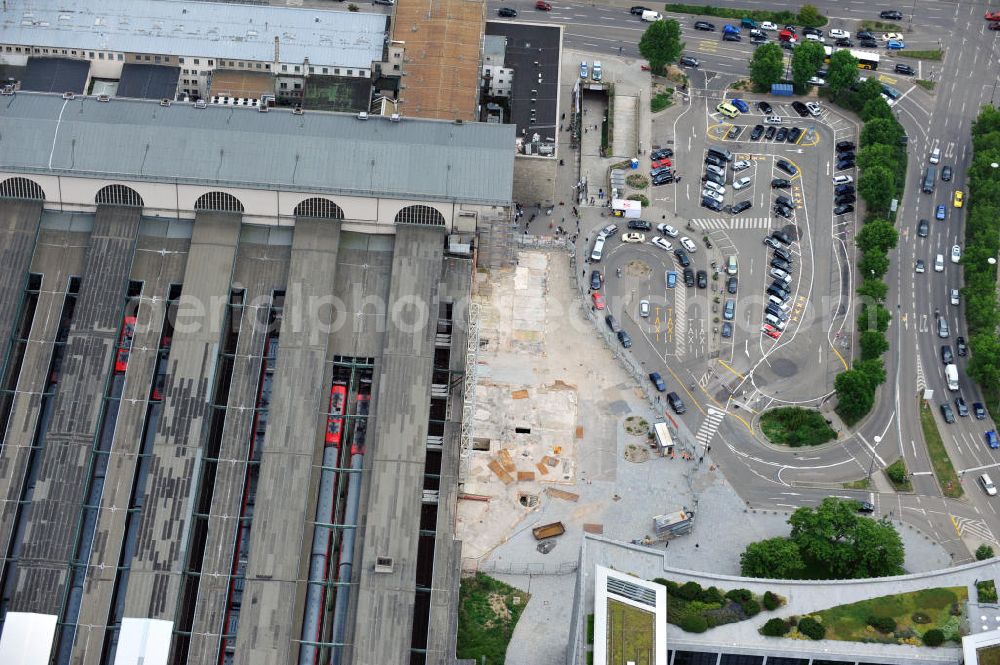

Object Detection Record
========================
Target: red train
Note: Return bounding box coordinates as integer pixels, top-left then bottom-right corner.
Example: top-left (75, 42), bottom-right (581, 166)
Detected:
top-left (324, 384), bottom-right (347, 446)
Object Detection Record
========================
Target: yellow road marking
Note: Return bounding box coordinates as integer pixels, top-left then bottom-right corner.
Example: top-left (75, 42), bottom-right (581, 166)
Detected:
top-left (717, 359), bottom-right (745, 379)
top-left (830, 342), bottom-right (849, 371)
top-left (950, 515), bottom-right (962, 537)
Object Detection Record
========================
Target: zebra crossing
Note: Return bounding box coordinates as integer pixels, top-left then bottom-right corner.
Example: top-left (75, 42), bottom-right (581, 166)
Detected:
top-left (673, 281), bottom-right (687, 358)
top-left (694, 407), bottom-right (725, 449)
top-left (691, 217), bottom-right (773, 231)
top-left (954, 515), bottom-right (998, 545)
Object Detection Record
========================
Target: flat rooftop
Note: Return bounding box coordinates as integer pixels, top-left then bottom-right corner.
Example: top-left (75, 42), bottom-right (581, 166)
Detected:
top-left (0, 91), bottom-right (515, 205)
top-left (302, 75), bottom-right (372, 113)
top-left (19, 57), bottom-right (89, 94)
top-left (208, 69), bottom-right (273, 100)
top-left (485, 22), bottom-right (560, 137)
top-left (0, 0), bottom-right (387, 69)
top-left (392, 0), bottom-right (484, 121)
top-left (116, 64), bottom-right (180, 100)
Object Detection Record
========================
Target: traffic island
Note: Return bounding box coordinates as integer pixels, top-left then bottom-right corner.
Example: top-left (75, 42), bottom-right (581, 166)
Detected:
top-left (919, 399), bottom-right (964, 498)
top-left (759, 406), bottom-right (837, 447)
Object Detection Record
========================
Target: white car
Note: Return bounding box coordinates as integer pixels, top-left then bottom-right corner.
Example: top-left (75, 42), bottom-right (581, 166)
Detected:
top-left (770, 267), bottom-right (791, 282)
top-left (805, 33), bottom-right (825, 43)
top-left (705, 164), bottom-right (726, 177)
top-left (650, 236), bottom-right (673, 251)
top-left (950, 289), bottom-right (960, 306)
top-left (881, 32), bottom-right (903, 41)
top-left (732, 160), bottom-right (751, 172)
top-left (622, 232), bottom-right (645, 243)
top-left (760, 21), bottom-right (777, 31)
top-left (733, 176), bottom-right (752, 190)
top-left (701, 189), bottom-right (724, 204)
top-left (808, 76), bottom-right (826, 86)
top-left (935, 254), bottom-right (945, 272)
top-left (680, 236), bottom-right (698, 253)
top-left (805, 102), bottom-right (822, 116)
top-left (764, 115), bottom-right (783, 124)
top-left (657, 223), bottom-right (679, 237)
top-left (832, 175), bottom-right (854, 185)
top-left (951, 244), bottom-right (962, 263)
top-left (640, 299), bottom-right (650, 317)
top-left (829, 28), bottom-right (850, 39)
top-left (704, 180), bottom-right (726, 195)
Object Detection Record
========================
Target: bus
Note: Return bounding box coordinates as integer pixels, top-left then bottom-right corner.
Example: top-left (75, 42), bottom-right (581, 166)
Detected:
top-left (823, 46), bottom-right (880, 71)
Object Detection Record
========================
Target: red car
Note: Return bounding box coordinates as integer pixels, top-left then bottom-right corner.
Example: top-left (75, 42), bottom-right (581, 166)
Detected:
top-left (651, 158), bottom-right (672, 169)
top-left (986, 11), bottom-right (1000, 20)
top-left (991, 22), bottom-right (1000, 30)
top-left (535, 0), bottom-right (552, 9)
top-left (761, 324), bottom-right (781, 339)
top-left (591, 292), bottom-right (606, 310)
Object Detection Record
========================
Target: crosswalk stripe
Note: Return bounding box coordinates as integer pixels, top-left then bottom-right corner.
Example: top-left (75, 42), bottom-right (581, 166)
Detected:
top-left (954, 516), bottom-right (998, 545)
top-left (915, 354), bottom-right (926, 393)
top-left (673, 282), bottom-right (686, 358)
top-left (691, 217), bottom-right (773, 231)
top-left (694, 407), bottom-right (725, 447)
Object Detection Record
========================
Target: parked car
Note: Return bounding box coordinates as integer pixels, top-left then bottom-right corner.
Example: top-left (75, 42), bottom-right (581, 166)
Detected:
top-left (836, 140), bottom-right (856, 152)
top-left (806, 102), bottom-right (822, 116)
top-left (651, 148), bottom-right (674, 160)
top-left (696, 270), bottom-right (708, 288)
top-left (776, 158), bottom-right (797, 175)
top-left (649, 371), bottom-right (667, 391)
top-left (617, 330), bottom-right (632, 348)
top-left (622, 232), bottom-right (645, 243)
top-left (731, 200), bottom-right (752, 214)
top-left (497, 7), bottom-right (517, 17)
top-left (836, 193), bottom-right (856, 205)
top-left (680, 236), bottom-right (698, 253)
top-left (791, 101), bottom-right (810, 117)
top-left (652, 172), bottom-right (674, 185)
top-left (787, 127), bottom-right (803, 143)
top-left (764, 125), bottom-right (777, 140)
top-left (694, 20), bottom-right (716, 30)
top-left (721, 322), bottom-right (733, 338)
top-left (723, 299), bottom-right (736, 320)
top-left (590, 270), bottom-right (602, 290)
top-left (833, 203), bottom-right (855, 215)
top-left (835, 184), bottom-right (855, 196)
top-left (535, 1), bottom-right (552, 9)
top-left (771, 178), bottom-right (791, 188)
top-left (731, 98), bottom-right (749, 113)
top-left (775, 127), bottom-right (789, 142)
top-left (750, 124), bottom-right (764, 140)
top-left (650, 236), bottom-right (673, 252)
top-left (591, 292), bottom-right (605, 309)
top-left (666, 391), bottom-right (686, 414)
top-left (679, 55), bottom-right (700, 67)
top-left (727, 276), bottom-right (738, 294)
top-left (683, 267), bottom-right (695, 287)
top-left (757, 101), bottom-right (773, 114)
top-left (630, 6), bottom-right (651, 14)
top-left (640, 299), bottom-right (650, 317)
top-left (835, 38), bottom-right (853, 47)
top-left (702, 196), bottom-right (723, 211)
top-left (733, 159), bottom-right (751, 171)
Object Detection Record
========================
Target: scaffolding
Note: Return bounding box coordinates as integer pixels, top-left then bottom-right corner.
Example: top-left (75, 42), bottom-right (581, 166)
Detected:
top-left (458, 302), bottom-right (480, 481)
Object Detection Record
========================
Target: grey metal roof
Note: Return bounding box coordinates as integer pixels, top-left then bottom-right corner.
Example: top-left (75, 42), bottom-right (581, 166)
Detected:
top-left (0, 0), bottom-right (387, 69)
top-left (0, 92), bottom-right (515, 205)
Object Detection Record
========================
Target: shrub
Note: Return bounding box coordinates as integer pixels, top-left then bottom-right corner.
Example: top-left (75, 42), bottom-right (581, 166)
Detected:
top-left (679, 614), bottom-right (708, 633)
top-left (699, 586), bottom-right (725, 605)
top-left (976, 544), bottom-right (995, 560)
top-left (797, 616), bottom-right (826, 640)
top-left (760, 618), bottom-right (790, 636)
top-left (763, 591), bottom-right (781, 611)
top-left (741, 598), bottom-right (761, 618)
top-left (922, 628), bottom-right (945, 646)
top-left (725, 588), bottom-right (753, 604)
top-left (675, 581), bottom-right (703, 601)
top-left (886, 459), bottom-right (907, 485)
top-left (867, 615), bottom-right (897, 634)
top-left (977, 579), bottom-right (998, 603)
top-left (911, 612), bottom-right (931, 624)
top-left (626, 194), bottom-right (649, 207)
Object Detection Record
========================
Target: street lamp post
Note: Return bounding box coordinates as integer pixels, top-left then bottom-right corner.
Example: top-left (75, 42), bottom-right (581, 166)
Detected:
top-left (867, 435), bottom-right (881, 481)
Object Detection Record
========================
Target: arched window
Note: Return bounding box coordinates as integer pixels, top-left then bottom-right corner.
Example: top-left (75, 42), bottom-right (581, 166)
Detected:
top-left (294, 197), bottom-right (344, 220)
top-left (394, 205), bottom-right (445, 226)
top-left (194, 191), bottom-right (245, 214)
top-left (0, 177), bottom-right (45, 200)
top-left (95, 184), bottom-right (144, 207)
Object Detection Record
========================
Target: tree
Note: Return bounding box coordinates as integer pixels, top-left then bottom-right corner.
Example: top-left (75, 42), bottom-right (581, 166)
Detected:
top-left (740, 537), bottom-right (804, 578)
top-left (857, 278), bottom-right (888, 303)
top-left (858, 164), bottom-right (896, 212)
top-left (859, 250), bottom-right (890, 279)
top-left (857, 144), bottom-right (903, 186)
top-left (969, 333), bottom-right (1000, 388)
top-left (835, 369), bottom-right (876, 423)
top-left (639, 19), bottom-right (684, 74)
top-left (860, 97), bottom-right (893, 122)
top-left (859, 330), bottom-right (889, 360)
top-left (857, 303), bottom-right (891, 333)
top-left (922, 628), bottom-right (945, 646)
top-left (861, 117), bottom-right (905, 147)
top-left (856, 358), bottom-right (887, 388)
top-left (791, 40), bottom-right (825, 91)
top-left (857, 219), bottom-right (898, 253)
top-left (750, 43), bottom-right (785, 90)
top-left (826, 49), bottom-right (859, 96)
top-left (976, 544), bottom-right (995, 560)
top-left (797, 4), bottom-right (825, 28)
top-left (788, 498), bottom-right (903, 578)
top-left (852, 515), bottom-right (905, 577)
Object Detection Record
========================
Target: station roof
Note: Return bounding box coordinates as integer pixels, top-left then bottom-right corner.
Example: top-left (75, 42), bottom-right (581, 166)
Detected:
top-left (19, 57), bottom-right (89, 94)
top-left (0, 0), bottom-right (387, 69)
top-left (0, 92), bottom-right (514, 205)
top-left (117, 64), bottom-right (181, 100)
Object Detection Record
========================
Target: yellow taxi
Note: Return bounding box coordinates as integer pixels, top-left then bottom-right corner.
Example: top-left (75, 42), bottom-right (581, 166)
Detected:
top-left (953, 190), bottom-right (964, 208)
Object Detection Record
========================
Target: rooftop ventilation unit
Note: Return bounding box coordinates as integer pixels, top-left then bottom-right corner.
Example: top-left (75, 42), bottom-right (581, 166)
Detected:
top-left (62, 92), bottom-right (75, 100)
top-left (97, 94), bottom-right (110, 102)
top-left (159, 98), bottom-right (171, 107)
top-left (0, 86), bottom-right (14, 96)
top-left (194, 99), bottom-right (208, 109)
top-left (258, 104), bottom-right (269, 113)
top-left (374, 557), bottom-right (394, 573)
top-left (357, 111), bottom-right (369, 120)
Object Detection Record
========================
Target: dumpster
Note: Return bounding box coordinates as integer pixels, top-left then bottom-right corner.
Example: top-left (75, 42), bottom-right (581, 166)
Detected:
top-left (532, 521), bottom-right (566, 540)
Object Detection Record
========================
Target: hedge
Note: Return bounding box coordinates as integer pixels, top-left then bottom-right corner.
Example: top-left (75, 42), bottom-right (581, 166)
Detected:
top-left (797, 616), bottom-right (826, 640)
top-left (760, 618), bottom-right (791, 636)
top-left (662, 3), bottom-right (828, 28)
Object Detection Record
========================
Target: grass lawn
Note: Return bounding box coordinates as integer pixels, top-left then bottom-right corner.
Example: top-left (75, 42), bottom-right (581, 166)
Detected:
top-left (843, 478), bottom-right (870, 490)
top-left (814, 587), bottom-right (967, 644)
top-left (898, 49), bottom-right (945, 60)
top-left (759, 407), bottom-right (836, 447)
top-left (456, 573), bottom-right (530, 664)
top-left (980, 645), bottom-right (1000, 665)
top-left (916, 79), bottom-right (936, 91)
top-left (885, 458), bottom-right (912, 491)
top-left (650, 90), bottom-right (674, 113)
top-left (919, 399), bottom-right (963, 498)
top-left (607, 598), bottom-right (655, 665)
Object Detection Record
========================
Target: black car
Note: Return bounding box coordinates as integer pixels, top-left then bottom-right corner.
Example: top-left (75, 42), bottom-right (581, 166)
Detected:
top-left (590, 270), bottom-right (602, 290)
top-left (941, 165), bottom-right (953, 181)
top-left (836, 159), bottom-right (855, 171)
top-left (497, 7), bottom-right (517, 17)
top-left (766, 285), bottom-right (789, 300)
top-left (880, 10), bottom-right (903, 20)
top-left (941, 345), bottom-right (953, 364)
top-left (618, 330), bottom-right (632, 348)
top-left (775, 127), bottom-right (789, 142)
top-left (772, 246), bottom-right (792, 262)
top-left (770, 279), bottom-right (791, 293)
top-left (696, 270), bottom-right (708, 288)
top-left (765, 125), bottom-right (777, 140)
top-left (957, 336), bottom-right (968, 356)
top-left (674, 248), bottom-right (691, 267)
top-left (775, 195), bottom-right (793, 209)
top-left (836, 140), bottom-right (855, 152)
top-left (723, 33), bottom-right (742, 42)
top-left (838, 150), bottom-right (856, 162)
top-left (705, 153), bottom-right (724, 167)
top-left (781, 40), bottom-right (795, 50)
top-left (679, 55), bottom-right (700, 67)
top-left (757, 101), bottom-right (773, 114)
top-left (731, 200), bottom-right (753, 214)
top-left (835, 183), bottom-right (855, 195)
top-left (940, 403), bottom-right (956, 424)
top-left (628, 220), bottom-right (652, 231)
top-left (651, 148), bottom-right (674, 160)
top-left (917, 219), bottom-right (929, 238)
top-left (859, 38), bottom-right (879, 48)
top-left (894, 63), bottom-right (915, 76)
top-left (956, 396), bottom-right (969, 417)
top-left (721, 322), bottom-right (733, 338)
top-left (666, 391), bottom-right (686, 415)
top-left (727, 276), bottom-right (738, 294)
top-left (771, 178), bottom-right (791, 189)
top-left (774, 204), bottom-right (793, 219)
top-left (727, 125), bottom-right (742, 139)
top-left (652, 172), bottom-right (674, 185)
top-left (683, 267), bottom-right (695, 287)
top-left (787, 127), bottom-right (803, 143)
top-left (765, 304), bottom-right (788, 320)
top-left (771, 230), bottom-right (793, 245)
top-left (776, 159), bottom-right (797, 175)
top-left (856, 501), bottom-right (875, 513)
top-left (751, 33), bottom-right (767, 44)
top-left (750, 124), bottom-right (765, 140)
top-left (771, 257), bottom-right (791, 271)
top-left (857, 30), bottom-right (875, 40)
top-left (701, 196), bottom-right (723, 211)
top-left (631, 5), bottom-right (650, 14)
top-left (833, 203), bottom-right (855, 215)
top-left (694, 20), bottom-right (715, 30)
top-left (835, 193), bottom-right (856, 205)
top-left (835, 38), bottom-right (853, 47)
top-left (605, 314), bottom-right (619, 332)
top-left (791, 101), bottom-right (810, 117)
top-left (803, 27), bottom-right (822, 37)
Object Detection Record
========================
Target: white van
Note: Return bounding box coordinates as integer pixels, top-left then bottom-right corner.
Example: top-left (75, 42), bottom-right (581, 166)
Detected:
top-left (945, 364), bottom-right (959, 391)
top-left (641, 10), bottom-right (662, 21)
top-left (929, 147), bottom-right (941, 164)
top-left (980, 473), bottom-right (998, 496)
top-left (764, 313), bottom-right (787, 330)
top-left (727, 255), bottom-right (739, 275)
top-left (591, 236), bottom-right (606, 262)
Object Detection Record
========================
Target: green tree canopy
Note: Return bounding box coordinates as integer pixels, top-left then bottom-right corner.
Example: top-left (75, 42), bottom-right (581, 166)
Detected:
top-left (861, 117), bottom-right (905, 148)
top-left (749, 42), bottom-right (785, 90)
top-left (639, 19), bottom-right (684, 74)
top-left (740, 537), bottom-right (804, 578)
top-left (859, 330), bottom-right (889, 360)
top-left (857, 303), bottom-right (891, 333)
top-left (791, 40), bottom-right (825, 91)
top-left (857, 219), bottom-right (899, 254)
top-left (857, 278), bottom-right (888, 303)
top-left (826, 49), bottom-right (859, 95)
top-left (860, 97), bottom-right (893, 122)
top-left (797, 4), bottom-right (825, 27)
top-left (835, 368), bottom-right (876, 422)
top-left (858, 164), bottom-right (896, 212)
top-left (789, 498), bottom-right (904, 578)
top-left (856, 358), bottom-right (887, 388)
top-left (972, 104), bottom-right (1000, 139)
top-left (969, 333), bottom-right (1000, 388)
top-left (859, 250), bottom-right (890, 279)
